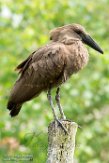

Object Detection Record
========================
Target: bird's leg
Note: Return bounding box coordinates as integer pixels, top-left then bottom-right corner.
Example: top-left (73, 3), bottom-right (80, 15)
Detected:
top-left (55, 87), bottom-right (66, 120)
top-left (47, 88), bottom-right (68, 134)
top-left (47, 88), bottom-right (57, 119)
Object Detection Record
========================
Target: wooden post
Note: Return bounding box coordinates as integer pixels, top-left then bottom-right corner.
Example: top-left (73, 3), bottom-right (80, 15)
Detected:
top-left (47, 120), bottom-right (78, 163)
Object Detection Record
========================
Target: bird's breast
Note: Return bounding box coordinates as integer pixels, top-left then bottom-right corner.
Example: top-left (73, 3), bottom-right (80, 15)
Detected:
top-left (65, 41), bottom-right (89, 76)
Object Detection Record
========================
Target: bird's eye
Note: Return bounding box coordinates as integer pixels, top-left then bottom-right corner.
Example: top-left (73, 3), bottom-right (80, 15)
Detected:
top-left (76, 30), bottom-right (82, 34)
top-left (50, 36), bottom-right (52, 40)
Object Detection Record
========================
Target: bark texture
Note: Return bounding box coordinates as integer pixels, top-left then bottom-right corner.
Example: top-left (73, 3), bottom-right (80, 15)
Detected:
top-left (47, 120), bottom-right (78, 163)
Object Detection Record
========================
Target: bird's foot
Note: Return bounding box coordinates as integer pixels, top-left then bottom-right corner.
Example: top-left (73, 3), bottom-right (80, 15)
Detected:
top-left (60, 119), bottom-right (73, 122)
top-left (60, 119), bottom-right (82, 129)
top-left (55, 119), bottom-right (68, 135)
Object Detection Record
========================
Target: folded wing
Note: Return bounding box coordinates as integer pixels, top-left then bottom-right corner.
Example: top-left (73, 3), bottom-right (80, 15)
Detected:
top-left (8, 42), bottom-right (66, 104)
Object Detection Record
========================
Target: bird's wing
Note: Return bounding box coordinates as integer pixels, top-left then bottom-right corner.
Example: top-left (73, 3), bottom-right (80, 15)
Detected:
top-left (15, 50), bottom-right (37, 74)
top-left (9, 42), bottom-right (66, 103)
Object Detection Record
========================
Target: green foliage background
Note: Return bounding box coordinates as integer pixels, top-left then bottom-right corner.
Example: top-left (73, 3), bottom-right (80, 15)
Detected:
top-left (0, 0), bottom-right (109, 162)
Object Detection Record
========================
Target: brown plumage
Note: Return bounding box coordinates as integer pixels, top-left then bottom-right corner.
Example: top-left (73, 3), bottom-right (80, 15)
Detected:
top-left (7, 24), bottom-right (103, 118)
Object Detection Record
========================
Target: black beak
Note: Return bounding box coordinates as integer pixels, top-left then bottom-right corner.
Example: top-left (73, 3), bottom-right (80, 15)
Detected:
top-left (81, 33), bottom-right (103, 54)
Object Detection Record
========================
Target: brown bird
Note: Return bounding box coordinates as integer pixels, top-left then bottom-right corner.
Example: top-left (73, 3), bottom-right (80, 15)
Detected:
top-left (7, 24), bottom-right (103, 132)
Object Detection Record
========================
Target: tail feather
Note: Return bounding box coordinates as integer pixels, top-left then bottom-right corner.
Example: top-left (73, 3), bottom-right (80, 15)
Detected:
top-left (7, 101), bottom-right (22, 117)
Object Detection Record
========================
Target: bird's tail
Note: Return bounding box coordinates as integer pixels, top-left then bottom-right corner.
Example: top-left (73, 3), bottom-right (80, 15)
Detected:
top-left (7, 101), bottom-right (22, 117)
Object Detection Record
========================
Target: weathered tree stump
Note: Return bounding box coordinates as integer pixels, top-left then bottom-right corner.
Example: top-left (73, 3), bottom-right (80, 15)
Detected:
top-left (47, 120), bottom-right (78, 163)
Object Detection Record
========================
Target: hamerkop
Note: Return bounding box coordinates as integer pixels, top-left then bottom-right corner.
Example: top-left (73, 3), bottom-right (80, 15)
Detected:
top-left (7, 24), bottom-right (103, 132)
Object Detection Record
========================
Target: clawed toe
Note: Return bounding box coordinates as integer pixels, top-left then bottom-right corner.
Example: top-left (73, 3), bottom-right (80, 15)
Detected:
top-left (55, 119), bottom-right (68, 134)
top-left (61, 119), bottom-right (73, 122)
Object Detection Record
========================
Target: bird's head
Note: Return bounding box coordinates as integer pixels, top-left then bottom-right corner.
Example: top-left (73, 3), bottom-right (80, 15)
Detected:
top-left (50, 24), bottom-right (103, 54)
